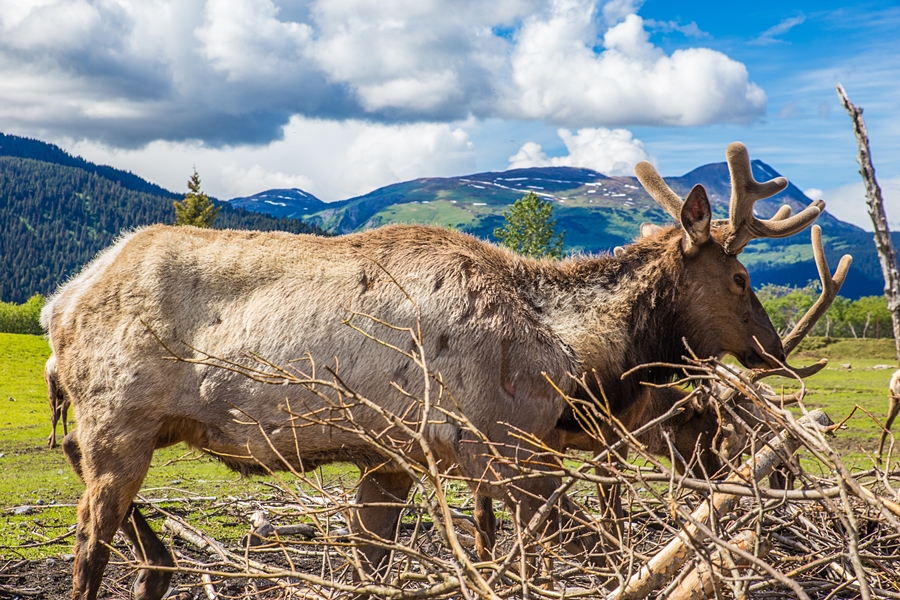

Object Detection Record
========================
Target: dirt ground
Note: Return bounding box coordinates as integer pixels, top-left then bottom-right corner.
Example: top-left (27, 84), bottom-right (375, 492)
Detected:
top-left (2, 557), bottom-right (72, 599)
top-left (2, 542), bottom-right (328, 599)
top-left (4, 496), bottom-right (900, 600)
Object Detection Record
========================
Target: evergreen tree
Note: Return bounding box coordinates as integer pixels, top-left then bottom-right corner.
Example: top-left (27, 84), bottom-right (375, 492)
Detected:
top-left (174, 168), bottom-right (219, 227)
top-left (493, 191), bottom-right (565, 259)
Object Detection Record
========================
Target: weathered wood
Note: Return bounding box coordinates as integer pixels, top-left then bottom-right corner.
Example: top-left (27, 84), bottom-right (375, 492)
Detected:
top-left (611, 409), bottom-right (831, 600)
top-left (836, 84), bottom-right (900, 364)
top-left (667, 529), bottom-right (769, 600)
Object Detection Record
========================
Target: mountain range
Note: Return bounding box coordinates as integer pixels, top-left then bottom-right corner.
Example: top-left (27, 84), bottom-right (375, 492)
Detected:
top-left (0, 131), bottom-right (887, 304)
top-left (229, 162), bottom-right (881, 299)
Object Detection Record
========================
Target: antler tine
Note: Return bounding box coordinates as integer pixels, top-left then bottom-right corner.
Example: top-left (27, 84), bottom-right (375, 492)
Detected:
top-left (723, 142), bottom-right (823, 254)
top-left (781, 225), bottom-right (853, 355)
top-left (770, 204), bottom-right (794, 221)
top-left (634, 161), bottom-right (682, 220)
top-left (709, 199), bottom-right (800, 230)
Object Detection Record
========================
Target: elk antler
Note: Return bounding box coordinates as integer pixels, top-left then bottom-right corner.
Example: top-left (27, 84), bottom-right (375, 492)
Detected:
top-left (750, 225), bottom-right (851, 382)
top-left (635, 143), bottom-right (824, 256)
top-left (721, 143), bottom-right (823, 254)
top-left (781, 225), bottom-right (852, 355)
top-left (634, 161), bottom-right (683, 220)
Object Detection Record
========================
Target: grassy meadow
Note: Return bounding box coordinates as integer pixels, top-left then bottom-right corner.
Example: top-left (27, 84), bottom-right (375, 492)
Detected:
top-left (0, 332), bottom-right (349, 559)
top-left (1, 332), bottom-right (897, 561)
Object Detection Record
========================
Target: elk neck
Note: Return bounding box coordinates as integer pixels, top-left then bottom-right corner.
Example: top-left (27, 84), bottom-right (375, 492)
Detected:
top-left (527, 229), bottom-right (691, 416)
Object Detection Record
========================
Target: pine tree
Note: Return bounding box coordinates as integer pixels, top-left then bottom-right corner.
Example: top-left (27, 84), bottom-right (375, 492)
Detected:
top-left (493, 191), bottom-right (565, 259)
top-left (174, 168), bottom-right (219, 227)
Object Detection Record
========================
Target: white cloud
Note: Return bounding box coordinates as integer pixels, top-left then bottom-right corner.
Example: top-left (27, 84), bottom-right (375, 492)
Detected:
top-left (196, 0), bottom-right (314, 82)
top-left (508, 127), bottom-right (652, 175)
top-left (0, 0), bottom-right (764, 147)
top-left (0, 0), bottom-right (103, 51)
top-left (804, 188), bottom-right (823, 200)
top-left (343, 123), bottom-right (475, 196)
top-left (62, 117), bottom-right (476, 201)
top-left (308, 0), bottom-right (532, 119)
top-left (505, 4), bottom-right (766, 126)
top-left (219, 164), bottom-right (316, 198)
top-left (601, 0), bottom-right (643, 25)
top-left (752, 14), bottom-right (806, 45)
top-left (819, 177), bottom-right (900, 232)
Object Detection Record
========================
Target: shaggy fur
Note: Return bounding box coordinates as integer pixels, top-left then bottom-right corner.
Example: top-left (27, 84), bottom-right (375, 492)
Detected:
top-left (44, 202), bottom-right (783, 599)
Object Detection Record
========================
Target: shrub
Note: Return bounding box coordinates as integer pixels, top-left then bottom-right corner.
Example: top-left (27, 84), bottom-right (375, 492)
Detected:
top-left (0, 293), bottom-right (45, 334)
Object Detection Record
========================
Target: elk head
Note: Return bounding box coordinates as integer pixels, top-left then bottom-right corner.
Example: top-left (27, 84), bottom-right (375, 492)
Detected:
top-left (702, 227), bottom-right (851, 474)
top-left (634, 142), bottom-right (823, 370)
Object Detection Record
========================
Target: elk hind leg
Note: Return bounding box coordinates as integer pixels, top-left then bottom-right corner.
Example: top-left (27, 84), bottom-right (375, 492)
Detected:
top-left (351, 469), bottom-right (414, 579)
top-left (46, 364), bottom-right (61, 449)
top-left (61, 395), bottom-right (70, 438)
top-left (879, 394), bottom-right (900, 458)
top-left (473, 493), bottom-right (496, 561)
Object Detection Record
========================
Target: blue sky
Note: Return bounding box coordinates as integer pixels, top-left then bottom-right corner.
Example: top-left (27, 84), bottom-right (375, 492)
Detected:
top-left (0, 0), bottom-right (897, 230)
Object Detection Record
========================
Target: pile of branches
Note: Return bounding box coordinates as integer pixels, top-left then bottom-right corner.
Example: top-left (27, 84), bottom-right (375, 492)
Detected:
top-left (100, 346), bottom-right (900, 600)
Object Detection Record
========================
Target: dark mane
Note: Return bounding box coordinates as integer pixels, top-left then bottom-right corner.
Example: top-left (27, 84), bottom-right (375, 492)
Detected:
top-left (555, 227), bottom-right (692, 425)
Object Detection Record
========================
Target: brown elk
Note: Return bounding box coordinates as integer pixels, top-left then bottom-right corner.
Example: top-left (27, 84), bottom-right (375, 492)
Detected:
top-left (45, 354), bottom-right (71, 448)
top-left (879, 369), bottom-right (900, 457)
top-left (472, 223), bottom-right (851, 559)
top-left (43, 142), bottom-right (821, 600)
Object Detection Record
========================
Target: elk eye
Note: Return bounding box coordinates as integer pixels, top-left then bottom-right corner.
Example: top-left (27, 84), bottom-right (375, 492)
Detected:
top-left (733, 274), bottom-right (746, 289)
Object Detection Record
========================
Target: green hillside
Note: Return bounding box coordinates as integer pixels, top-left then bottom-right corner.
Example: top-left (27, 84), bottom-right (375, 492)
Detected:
top-left (0, 136), bottom-right (325, 304)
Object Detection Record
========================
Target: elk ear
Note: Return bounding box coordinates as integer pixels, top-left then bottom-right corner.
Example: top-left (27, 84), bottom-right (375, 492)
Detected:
top-left (639, 222), bottom-right (663, 238)
top-left (613, 246), bottom-right (626, 257)
top-left (680, 184), bottom-right (711, 256)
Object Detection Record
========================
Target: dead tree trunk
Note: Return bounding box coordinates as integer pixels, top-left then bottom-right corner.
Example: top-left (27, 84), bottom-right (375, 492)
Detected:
top-left (837, 84), bottom-right (900, 363)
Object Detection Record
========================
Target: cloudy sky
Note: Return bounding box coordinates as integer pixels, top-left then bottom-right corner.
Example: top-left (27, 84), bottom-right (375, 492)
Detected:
top-left (1, 0), bottom-right (898, 230)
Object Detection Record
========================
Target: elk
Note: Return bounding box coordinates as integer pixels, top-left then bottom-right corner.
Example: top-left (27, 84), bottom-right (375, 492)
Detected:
top-left (43, 143), bottom-right (821, 600)
top-left (45, 354), bottom-right (71, 448)
top-left (472, 223), bottom-right (851, 559)
top-left (879, 369), bottom-right (900, 457)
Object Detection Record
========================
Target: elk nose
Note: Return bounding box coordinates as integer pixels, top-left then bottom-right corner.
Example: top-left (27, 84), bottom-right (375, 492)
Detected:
top-left (761, 344), bottom-right (786, 369)
top-left (767, 342), bottom-right (786, 363)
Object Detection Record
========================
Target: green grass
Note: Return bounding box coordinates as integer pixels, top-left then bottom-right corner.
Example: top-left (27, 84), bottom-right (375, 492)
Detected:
top-left (780, 338), bottom-right (898, 469)
top-left (0, 332), bottom-right (53, 444)
top-left (0, 333), bottom-right (345, 559)
top-left (370, 200), bottom-right (481, 230)
top-left (1, 333), bottom-right (897, 559)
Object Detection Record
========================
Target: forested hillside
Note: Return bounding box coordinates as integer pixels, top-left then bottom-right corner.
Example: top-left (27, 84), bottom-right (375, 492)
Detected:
top-left (0, 132), bottom-right (174, 198)
top-left (0, 142), bottom-right (323, 303)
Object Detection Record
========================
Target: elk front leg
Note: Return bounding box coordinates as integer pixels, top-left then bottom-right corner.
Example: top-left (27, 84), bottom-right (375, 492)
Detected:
top-left (65, 429), bottom-right (169, 600)
top-left (72, 455), bottom-right (156, 600)
top-left (351, 469), bottom-right (414, 579)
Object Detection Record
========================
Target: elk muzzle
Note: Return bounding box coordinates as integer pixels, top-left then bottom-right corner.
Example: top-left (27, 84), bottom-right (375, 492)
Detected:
top-left (743, 294), bottom-right (785, 368)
